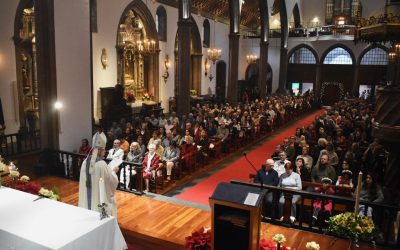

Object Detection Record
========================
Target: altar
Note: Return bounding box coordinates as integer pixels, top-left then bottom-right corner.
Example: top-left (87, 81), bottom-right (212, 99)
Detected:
top-left (0, 187), bottom-right (127, 250)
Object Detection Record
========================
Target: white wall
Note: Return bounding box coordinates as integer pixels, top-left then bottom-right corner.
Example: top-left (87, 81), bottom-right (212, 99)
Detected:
top-left (301, 0), bottom-right (326, 26)
top-left (0, 0), bottom-right (20, 134)
top-left (54, 0), bottom-right (92, 151)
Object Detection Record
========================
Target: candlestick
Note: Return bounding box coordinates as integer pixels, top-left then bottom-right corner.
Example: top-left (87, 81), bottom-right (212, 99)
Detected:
top-left (99, 177), bottom-right (105, 205)
top-left (354, 171), bottom-right (363, 216)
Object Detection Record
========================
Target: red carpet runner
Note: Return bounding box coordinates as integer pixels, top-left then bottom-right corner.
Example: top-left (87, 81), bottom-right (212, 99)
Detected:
top-left (176, 110), bottom-right (324, 205)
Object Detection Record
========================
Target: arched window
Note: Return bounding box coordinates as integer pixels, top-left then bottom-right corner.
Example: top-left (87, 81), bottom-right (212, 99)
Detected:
top-left (156, 6), bottom-right (166, 41)
top-left (289, 47), bottom-right (316, 64)
top-left (360, 47), bottom-right (388, 65)
top-left (323, 47), bottom-right (353, 65)
top-left (203, 19), bottom-right (210, 48)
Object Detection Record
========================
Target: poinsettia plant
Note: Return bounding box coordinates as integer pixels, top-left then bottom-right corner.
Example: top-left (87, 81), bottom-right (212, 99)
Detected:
top-left (185, 227), bottom-right (211, 250)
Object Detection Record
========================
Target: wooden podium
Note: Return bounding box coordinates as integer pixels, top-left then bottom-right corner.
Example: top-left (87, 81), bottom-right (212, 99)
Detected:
top-left (209, 182), bottom-right (265, 250)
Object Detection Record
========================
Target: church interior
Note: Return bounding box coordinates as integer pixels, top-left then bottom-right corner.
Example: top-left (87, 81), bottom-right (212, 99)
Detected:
top-left (0, 0), bottom-right (400, 249)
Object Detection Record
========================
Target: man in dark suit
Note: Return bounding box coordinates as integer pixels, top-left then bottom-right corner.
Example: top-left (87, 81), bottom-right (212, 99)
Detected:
top-left (254, 159), bottom-right (279, 218)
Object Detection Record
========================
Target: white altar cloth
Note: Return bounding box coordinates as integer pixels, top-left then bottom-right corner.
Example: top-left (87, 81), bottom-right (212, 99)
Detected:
top-left (0, 187), bottom-right (127, 250)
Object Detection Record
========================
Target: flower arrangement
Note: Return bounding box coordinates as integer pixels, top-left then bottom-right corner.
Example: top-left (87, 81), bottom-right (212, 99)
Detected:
top-left (38, 187), bottom-right (60, 200)
top-left (259, 238), bottom-right (297, 250)
top-left (142, 92), bottom-right (152, 101)
top-left (272, 234), bottom-right (286, 244)
top-left (328, 212), bottom-right (375, 241)
top-left (190, 89), bottom-right (197, 96)
top-left (9, 170), bottom-right (20, 179)
top-left (126, 91), bottom-right (135, 103)
top-left (184, 227), bottom-right (211, 250)
top-left (15, 179), bottom-right (41, 195)
top-left (306, 241), bottom-right (320, 250)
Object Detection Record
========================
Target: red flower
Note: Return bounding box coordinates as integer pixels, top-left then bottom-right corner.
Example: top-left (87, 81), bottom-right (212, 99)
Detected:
top-left (260, 239), bottom-right (277, 250)
top-left (185, 227), bottom-right (211, 250)
top-left (15, 181), bottom-right (41, 195)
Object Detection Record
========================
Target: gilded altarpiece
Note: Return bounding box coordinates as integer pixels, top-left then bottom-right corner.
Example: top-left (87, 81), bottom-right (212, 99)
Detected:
top-left (14, 5), bottom-right (39, 132)
top-left (117, 10), bottom-right (155, 100)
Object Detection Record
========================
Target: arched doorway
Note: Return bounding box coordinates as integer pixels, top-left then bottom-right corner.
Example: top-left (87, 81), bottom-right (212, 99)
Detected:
top-left (116, 0), bottom-right (159, 101)
top-left (243, 60), bottom-right (273, 99)
top-left (174, 16), bottom-right (202, 97)
top-left (215, 60), bottom-right (226, 102)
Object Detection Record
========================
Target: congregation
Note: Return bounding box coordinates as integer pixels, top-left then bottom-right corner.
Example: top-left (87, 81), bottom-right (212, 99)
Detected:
top-left (254, 97), bottom-right (387, 226)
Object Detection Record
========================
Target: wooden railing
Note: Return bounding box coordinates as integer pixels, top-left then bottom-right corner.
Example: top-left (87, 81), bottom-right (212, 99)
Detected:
top-left (231, 180), bottom-right (400, 249)
top-left (0, 130), bottom-right (41, 157)
top-left (48, 150), bottom-right (144, 195)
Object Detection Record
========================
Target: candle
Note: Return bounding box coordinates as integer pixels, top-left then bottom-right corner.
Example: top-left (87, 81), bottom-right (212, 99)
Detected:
top-left (354, 171), bottom-right (363, 216)
top-left (99, 178), bottom-right (106, 205)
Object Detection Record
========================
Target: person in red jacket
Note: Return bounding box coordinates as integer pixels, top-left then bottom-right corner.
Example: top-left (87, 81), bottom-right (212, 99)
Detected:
top-left (142, 144), bottom-right (159, 192)
top-left (312, 177), bottom-right (335, 226)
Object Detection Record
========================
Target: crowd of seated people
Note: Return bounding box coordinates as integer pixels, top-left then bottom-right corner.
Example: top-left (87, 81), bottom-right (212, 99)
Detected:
top-left (254, 98), bottom-right (389, 225)
top-left (79, 94), bottom-right (315, 193)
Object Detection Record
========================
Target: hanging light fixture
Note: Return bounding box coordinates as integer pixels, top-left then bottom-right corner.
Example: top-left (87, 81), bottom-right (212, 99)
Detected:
top-left (207, 19), bottom-right (222, 64)
top-left (246, 38), bottom-right (258, 64)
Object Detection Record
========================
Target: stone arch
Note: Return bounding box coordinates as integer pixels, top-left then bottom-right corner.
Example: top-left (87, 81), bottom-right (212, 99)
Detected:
top-left (358, 44), bottom-right (389, 65)
top-left (321, 44), bottom-right (355, 65)
top-left (287, 44), bottom-right (318, 64)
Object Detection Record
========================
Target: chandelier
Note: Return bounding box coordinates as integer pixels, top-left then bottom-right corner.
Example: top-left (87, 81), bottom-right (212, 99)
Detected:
top-left (246, 54), bottom-right (257, 64)
top-left (207, 48), bottom-right (221, 64)
top-left (246, 38), bottom-right (258, 64)
top-left (207, 19), bottom-right (222, 64)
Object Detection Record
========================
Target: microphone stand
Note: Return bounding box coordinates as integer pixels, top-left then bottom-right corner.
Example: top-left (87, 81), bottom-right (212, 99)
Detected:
top-left (243, 153), bottom-right (264, 191)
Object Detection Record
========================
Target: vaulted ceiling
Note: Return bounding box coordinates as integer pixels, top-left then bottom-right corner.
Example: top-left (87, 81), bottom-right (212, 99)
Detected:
top-left (191, 0), bottom-right (261, 29)
top-left (157, 0), bottom-right (269, 30)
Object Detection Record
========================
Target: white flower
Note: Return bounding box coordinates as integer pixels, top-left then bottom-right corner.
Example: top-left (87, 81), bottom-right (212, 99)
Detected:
top-left (39, 188), bottom-right (51, 197)
top-left (20, 175), bottom-right (30, 182)
top-left (306, 241), bottom-right (320, 250)
top-left (272, 234), bottom-right (286, 244)
top-left (9, 170), bottom-right (20, 179)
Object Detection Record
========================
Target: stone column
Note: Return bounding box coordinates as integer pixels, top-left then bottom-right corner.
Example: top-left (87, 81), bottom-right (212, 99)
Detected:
top-left (258, 0), bottom-right (269, 99)
top-left (277, 48), bottom-right (289, 94)
top-left (352, 64), bottom-right (359, 96)
top-left (276, 0), bottom-right (289, 94)
top-left (227, 0), bottom-right (240, 105)
top-left (35, 0), bottom-right (59, 150)
top-left (176, 19), bottom-right (191, 116)
top-left (227, 33), bottom-right (240, 105)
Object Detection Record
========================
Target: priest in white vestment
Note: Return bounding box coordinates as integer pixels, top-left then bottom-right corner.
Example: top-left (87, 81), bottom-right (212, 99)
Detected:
top-left (79, 132), bottom-right (119, 216)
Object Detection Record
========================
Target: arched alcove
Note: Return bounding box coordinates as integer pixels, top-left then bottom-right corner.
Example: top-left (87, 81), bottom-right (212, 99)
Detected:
top-left (203, 19), bottom-right (210, 48)
top-left (320, 44), bottom-right (355, 99)
top-left (358, 45), bottom-right (389, 97)
top-left (116, 0), bottom-right (160, 101)
top-left (287, 44), bottom-right (318, 95)
top-left (174, 16), bottom-right (202, 96)
top-left (156, 5), bottom-right (167, 42)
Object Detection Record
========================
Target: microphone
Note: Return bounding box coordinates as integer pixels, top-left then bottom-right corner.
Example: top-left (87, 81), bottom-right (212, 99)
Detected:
top-left (243, 152), bottom-right (264, 190)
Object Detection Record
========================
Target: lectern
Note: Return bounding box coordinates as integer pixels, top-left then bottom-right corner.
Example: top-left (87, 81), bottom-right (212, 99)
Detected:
top-left (209, 182), bottom-right (265, 250)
